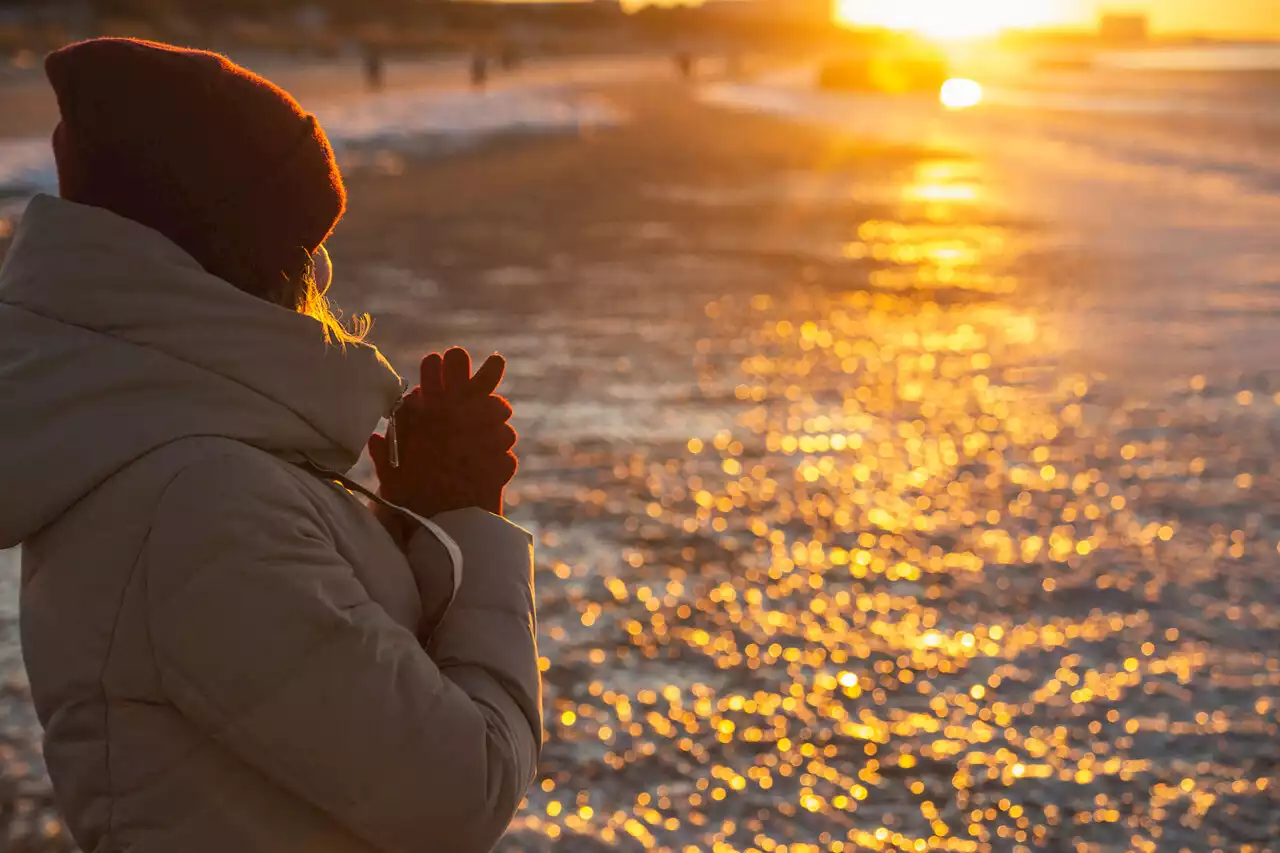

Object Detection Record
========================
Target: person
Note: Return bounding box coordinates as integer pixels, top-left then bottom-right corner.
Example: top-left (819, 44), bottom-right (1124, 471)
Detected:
top-left (470, 51), bottom-right (489, 90)
top-left (362, 39), bottom-right (385, 92)
top-left (674, 50), bottom-right (696, 81)
top-left (0, 38), bottom-right (541, 853)
top-left (499, 43), bottom-right (521, 72)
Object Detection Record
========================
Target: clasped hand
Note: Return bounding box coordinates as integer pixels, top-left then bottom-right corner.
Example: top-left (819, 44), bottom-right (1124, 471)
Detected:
top-left (370, 347), bottom-right (518, 527)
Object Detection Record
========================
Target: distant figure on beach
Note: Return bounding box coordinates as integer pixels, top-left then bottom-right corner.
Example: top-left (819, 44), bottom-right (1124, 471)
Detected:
top-left (675, 51), bottom-right (697, 81)
top-left (471, 51), bottom-right (490, 90)
top-left (499, 43), bottom-right (521, 72)
top-left (0, 39), bottom-right (539, 853)
top-left (362, 39), bottom-right (385, 91)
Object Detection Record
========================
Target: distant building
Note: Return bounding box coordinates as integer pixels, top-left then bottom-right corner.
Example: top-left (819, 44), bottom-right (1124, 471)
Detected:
top-left (1098, 12), bottom-right (1149, 44)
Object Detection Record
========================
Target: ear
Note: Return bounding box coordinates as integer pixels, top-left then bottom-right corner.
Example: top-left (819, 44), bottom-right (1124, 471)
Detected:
top-left (312, 243), bottom-right (332, 295)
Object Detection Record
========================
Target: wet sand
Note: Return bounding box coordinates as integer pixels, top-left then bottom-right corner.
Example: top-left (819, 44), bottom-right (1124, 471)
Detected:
top-left (4, 75), bottom-right (1280, 852)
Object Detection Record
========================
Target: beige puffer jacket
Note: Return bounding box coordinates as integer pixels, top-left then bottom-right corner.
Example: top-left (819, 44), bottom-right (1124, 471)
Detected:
top-left (0, 195), bottom-right (541, 853)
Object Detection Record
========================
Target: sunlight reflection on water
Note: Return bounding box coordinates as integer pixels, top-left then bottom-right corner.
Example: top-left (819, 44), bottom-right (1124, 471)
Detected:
top-left (496, 157), bottom-right (1280, 852)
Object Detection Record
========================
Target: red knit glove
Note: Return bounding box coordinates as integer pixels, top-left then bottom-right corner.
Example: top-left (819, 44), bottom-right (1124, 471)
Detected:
top-left (369, 348), bottom-right (518, 529)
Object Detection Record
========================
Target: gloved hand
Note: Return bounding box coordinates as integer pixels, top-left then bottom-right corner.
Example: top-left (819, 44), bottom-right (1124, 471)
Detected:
top-left (369, 347), bottom-right (518, 527)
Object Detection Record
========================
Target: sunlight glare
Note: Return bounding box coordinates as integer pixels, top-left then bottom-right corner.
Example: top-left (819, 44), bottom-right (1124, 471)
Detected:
top-left (940, 78), bottom-right (984, 109)
top-left (836, 0), bottom-right (1074, 40)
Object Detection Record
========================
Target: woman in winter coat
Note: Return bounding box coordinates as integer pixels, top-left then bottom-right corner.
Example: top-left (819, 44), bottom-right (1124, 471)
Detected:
top-left (0, 39), bottom-right (540, 853)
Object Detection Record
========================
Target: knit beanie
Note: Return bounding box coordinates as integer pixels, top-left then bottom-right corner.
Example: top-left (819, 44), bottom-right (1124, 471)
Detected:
top-left (45, 38), bottom-right (346, 301)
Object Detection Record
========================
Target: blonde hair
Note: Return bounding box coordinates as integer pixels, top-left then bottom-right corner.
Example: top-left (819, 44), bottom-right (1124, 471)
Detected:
top-left (296, 262), bottom-right (370, 347)
top-left (259, 249), bottom-right (369, 347)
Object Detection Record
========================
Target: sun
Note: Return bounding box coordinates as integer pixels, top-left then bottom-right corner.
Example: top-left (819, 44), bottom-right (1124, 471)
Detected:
top-left (835, 0), bottom-right (1075, 40)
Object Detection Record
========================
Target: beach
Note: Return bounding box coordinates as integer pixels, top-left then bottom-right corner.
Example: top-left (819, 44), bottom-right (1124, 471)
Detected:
top-left (3, 51), bottom-right (1280, 852)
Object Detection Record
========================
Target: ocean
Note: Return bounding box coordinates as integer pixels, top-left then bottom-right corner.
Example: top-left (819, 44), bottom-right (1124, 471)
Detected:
top-left (701, 43), bottom-right (1280, 381)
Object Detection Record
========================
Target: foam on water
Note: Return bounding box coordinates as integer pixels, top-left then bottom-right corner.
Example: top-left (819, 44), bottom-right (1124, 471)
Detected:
top-left (0, 136), bottom-right (58, 199)
top-left (0, 548), bottom-right (16, 619)
top-left (0, 548), bottom-right (21, 690)
top-left (0, 82), bottom-right (621, 202)
top-left (316, 84), bottom-right (619, 149)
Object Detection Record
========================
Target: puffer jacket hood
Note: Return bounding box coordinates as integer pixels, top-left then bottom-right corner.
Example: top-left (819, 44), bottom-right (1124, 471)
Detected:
top-left (0, 194), bottom-right (402, 548)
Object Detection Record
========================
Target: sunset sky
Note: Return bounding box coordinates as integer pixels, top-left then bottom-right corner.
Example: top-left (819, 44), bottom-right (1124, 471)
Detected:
top-left (835, 0), bottom-right (1280, 37)
top-left (485, 0), bottom-right (1280, 37)
top-left (571, 0), bottom-right (1280, 37)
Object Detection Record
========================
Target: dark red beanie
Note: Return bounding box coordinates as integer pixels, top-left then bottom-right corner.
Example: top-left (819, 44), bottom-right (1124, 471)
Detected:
top-left (45, 38), bottom-right (346, 299)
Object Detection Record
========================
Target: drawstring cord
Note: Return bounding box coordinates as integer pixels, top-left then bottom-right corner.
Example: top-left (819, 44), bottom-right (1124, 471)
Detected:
top-left (296, 459), bottom-right (464, 641)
